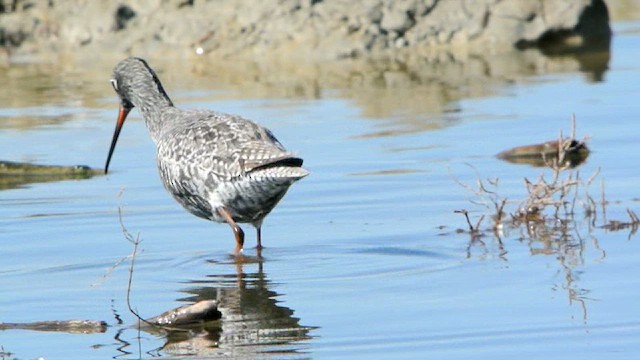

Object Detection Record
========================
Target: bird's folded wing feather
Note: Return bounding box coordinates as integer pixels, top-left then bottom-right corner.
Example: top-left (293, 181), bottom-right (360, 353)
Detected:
top-left (159, 111), bottom-right (300, 180)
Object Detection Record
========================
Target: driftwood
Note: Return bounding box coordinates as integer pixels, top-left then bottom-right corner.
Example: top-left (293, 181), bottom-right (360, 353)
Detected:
top-left (497, 138), bottom-right (589, 168)
top-left (0, 320), bottom-right (107, 334)
top-left (0, 301), bottom-right (220, 336)
top-left (0, 161), bottom-right (100, 176)
top-left (497, 117), bottom-right (590, 168)
top-left (0, 160), bottom-right (103, 190)
top-left (145, 300), bottom-right (221, 328)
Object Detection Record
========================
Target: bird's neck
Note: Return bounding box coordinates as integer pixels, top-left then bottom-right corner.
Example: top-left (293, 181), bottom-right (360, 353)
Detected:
top-left (140, 104), bottom-right (173, 144)
top-left (131, 85), bottom-right (174, 144)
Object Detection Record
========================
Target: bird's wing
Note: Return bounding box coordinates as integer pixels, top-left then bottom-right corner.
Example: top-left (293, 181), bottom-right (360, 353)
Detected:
top-left (237, 132), bottom-right (301, 172)
top-left (159, 111), bottom-right (300, 180)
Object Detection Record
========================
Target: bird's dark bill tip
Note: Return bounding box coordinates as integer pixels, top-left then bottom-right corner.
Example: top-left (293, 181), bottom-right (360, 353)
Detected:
top-left (104, 105), bottom-right (131, 175)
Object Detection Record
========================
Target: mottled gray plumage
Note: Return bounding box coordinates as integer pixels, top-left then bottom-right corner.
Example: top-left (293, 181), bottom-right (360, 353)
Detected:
top-left (105, 57), bottom-right (308, 254)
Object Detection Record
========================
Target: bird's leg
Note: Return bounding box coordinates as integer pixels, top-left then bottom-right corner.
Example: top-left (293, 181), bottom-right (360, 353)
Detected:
top-left (217, 207), bottom-right (244, 255)
top-left (256, 226), bottom-right (263, 257)
top-left (256, 226), bottom-right (262, 250)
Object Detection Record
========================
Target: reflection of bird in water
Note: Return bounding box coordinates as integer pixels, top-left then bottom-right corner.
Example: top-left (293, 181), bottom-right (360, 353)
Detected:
top-left (154, 258), bottom-right (314, 357)
top-left (104, 57), bottom-right (308, 255)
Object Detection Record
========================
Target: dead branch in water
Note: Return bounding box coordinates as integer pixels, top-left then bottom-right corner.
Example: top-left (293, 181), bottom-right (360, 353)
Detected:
top-left (454, 209), bottom-right (484, 233)
top-left (511, 126), bottom-right (596, 223)
top-left (91, 250), bottom-right (129, 288)
top-left (0, 345), bottom-right (12, 358)
top-left (496, 114), bottom-right (591, 168)
top-left (117, 206), bottom-right (151, 329)
top-left (456, 116), bottom-right (636, 241)
top-left (450, 164), bottom-right (506, 228)
top-left (118, 206), bottom-right (221, 333)
top-left (600, 208), bottom-right (640, 240)
top-left (452, 115), bottom-right (638, 322)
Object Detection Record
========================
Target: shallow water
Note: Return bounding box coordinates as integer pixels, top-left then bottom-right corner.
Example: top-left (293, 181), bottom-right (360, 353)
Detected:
top-left (2, 21), bottom-right (640, 359)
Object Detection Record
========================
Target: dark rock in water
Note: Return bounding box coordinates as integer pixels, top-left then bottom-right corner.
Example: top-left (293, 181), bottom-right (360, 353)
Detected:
top-left (497, 139), bottom-right (590, 168)
top-left (0, 160), bottom-right (103, 190)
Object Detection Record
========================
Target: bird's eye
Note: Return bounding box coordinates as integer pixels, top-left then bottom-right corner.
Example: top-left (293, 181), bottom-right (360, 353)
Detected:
top-left (110, 78), bottom-right (118, 91)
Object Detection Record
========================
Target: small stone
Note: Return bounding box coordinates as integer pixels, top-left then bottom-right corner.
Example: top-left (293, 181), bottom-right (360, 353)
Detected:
top-left (381, 7), bottom-right (414, 33)
top-left (395, 37), bottom-right (408, 48)
top-left (114, 4), bottom-right (136, 31)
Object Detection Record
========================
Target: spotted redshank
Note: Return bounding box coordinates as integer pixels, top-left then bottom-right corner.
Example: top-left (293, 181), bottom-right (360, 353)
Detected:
top-left (105, 57), bottom-right (308, 255)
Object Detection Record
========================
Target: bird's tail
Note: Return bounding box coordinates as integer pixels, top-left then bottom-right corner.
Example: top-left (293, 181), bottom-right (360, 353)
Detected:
top-left (249, 157), bottom-right (309, 180)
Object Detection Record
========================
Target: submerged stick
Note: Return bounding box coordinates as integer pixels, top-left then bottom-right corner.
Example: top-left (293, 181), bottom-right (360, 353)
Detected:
top-left (0, 160), bottom-right (101, 176)
top-left (0, 320), bottom-right (107, 334)
top-left (119, 206), bottom-right (221, 331)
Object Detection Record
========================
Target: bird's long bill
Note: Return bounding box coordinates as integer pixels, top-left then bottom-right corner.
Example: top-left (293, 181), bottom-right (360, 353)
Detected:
top-left (104, 105), bottom-right (131, 174)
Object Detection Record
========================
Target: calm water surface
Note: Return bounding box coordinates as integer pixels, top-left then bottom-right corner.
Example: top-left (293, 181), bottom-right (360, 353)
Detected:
top-left (1, 23), bottom-right (640, 359)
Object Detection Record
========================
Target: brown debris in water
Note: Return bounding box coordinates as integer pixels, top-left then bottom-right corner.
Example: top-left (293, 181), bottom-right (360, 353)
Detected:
top-left (497, 115), bottom-right (590, 168)
top-left (146, 300), bottom-right (221, 328)
top-left (497, 138), bottom-right (590, 168)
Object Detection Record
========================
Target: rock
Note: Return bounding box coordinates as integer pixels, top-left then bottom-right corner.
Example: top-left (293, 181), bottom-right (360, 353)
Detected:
top-left (513, 0), bottom-right (612, 54)
top-left (381, 4), bottom-right (415, 34)
top-left (0, 0), bottom-right (611, 63)
top-left (114, 4), bottom-right (136, 32)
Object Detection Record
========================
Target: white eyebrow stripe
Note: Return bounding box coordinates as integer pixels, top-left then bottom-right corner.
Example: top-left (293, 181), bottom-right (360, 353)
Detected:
top-left (110, 78), bottom-right (118, 91)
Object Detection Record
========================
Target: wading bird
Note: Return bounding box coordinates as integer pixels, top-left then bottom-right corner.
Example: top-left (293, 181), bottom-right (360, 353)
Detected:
top-left (105, 57), bottom-right (308, 255)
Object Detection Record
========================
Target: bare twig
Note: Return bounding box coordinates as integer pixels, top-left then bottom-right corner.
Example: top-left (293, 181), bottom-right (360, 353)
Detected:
top-left (117, 207), bottom-right (148, 327)
top-left (451, 164), bottom-right (507, 230)
top-left (586, 167), bottom-right (601, 186)
top-left (627, 209), bottom-right (639, 223)
top-left (0, 345), bottom-right (13, 358)
top-left (600, 208), bottom-right (639, 240)
top-left (454, 209), bottom-right (476, 232)
top-left (119, 208), bottom-right (201, 333)
top-left (91, 254), bottom-right (130, 288)
top-left (601, 179), bottom-right (607, 224)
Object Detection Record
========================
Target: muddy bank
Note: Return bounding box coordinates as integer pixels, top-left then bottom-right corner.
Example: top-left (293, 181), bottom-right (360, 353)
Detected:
top-left (0, 0), bottom-right (611, 64)
top-left (0, 1), bottom-right (615, 144)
